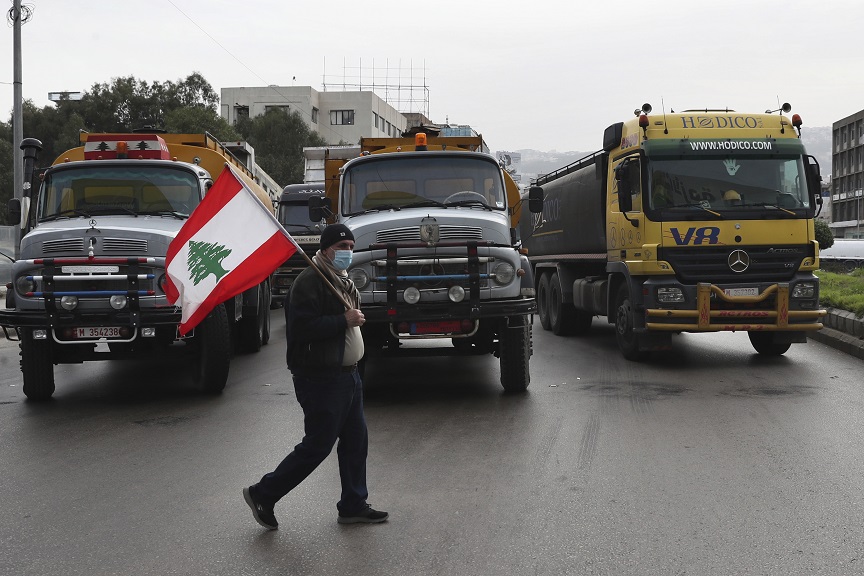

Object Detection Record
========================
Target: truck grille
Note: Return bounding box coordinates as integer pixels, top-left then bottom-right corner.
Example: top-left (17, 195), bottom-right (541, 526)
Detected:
top-left (659, 244), bottom-right (812, 284)
top-left (377, 226), bottom-right (483, 243)
top-left (43, 238), bottom-right (84, 253)
top-left (103, 237), bottom-right (148, 252)
top-left (372, 257), bottom-right (490, 289)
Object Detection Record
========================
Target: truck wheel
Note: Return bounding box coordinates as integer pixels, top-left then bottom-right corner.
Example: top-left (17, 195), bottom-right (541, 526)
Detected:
top-left (537, 273), bottom-right (552, 330)
top-left (748, 332), bottom-right (791, 356)
top-left (193, 303), bottom-right (231, 394)
top-left (21, 330), bottom-right (55, 401)
top-left (549, 272), bottom-right (581, 336)
top-left (499, 315), bottom-right (531, 393)
top-left (239, 284), bottom-right (266, 353)
top-left (614, 283), bottom-right (646, 361)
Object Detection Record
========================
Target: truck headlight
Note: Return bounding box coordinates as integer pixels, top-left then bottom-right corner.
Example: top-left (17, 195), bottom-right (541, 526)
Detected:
top-left (448, 285), bottom-right (466, 303)
top-left (348, 268), bottom-right (369, 290)
top-left (404, 286), bottom-right (421, 304)
top-left (16, 275), bottom-right (36, 295)
top-left (792, 282), bottom-right (815, 298)
top-left (492, 262), bottom-right (515, 285)
top-left (657, 287), bottom-right (685, 303)
top-left (60, 295), bottom-right (78, 310)
top-left (110, 295), bottom-right (128, 310)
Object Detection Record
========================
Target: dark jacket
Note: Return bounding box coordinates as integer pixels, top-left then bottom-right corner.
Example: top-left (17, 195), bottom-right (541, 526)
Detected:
top-left (284, 265), bottom-right (348, 376)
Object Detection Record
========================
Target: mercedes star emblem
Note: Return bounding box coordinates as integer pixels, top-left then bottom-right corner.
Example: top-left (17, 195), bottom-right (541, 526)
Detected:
top-left (727, 249), bottom-right (750, 273)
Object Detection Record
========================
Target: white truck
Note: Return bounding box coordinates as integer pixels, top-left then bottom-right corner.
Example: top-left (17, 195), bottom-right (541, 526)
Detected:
top-left (1, 132), bottom-right (276, 400)
top-left (308, 132), bottom-right (543, 392)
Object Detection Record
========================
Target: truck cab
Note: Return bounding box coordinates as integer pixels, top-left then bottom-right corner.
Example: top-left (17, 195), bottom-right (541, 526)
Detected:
top-left (271, 182), bottom-right (327, 306)
top-left (308, 133), bottom-right (542, 392)
top-left (1, 132), bottom-right (274, 400)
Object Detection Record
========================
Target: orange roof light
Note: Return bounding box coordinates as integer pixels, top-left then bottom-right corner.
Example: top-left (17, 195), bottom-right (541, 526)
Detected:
top-left (116, 140), bottom-right (128, 159)
top-left (415, 133), bottom-right (428, 148)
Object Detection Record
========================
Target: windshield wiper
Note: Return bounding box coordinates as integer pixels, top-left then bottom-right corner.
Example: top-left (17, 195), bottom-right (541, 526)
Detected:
top-left (669, 203), bottom-right (723, 218)
top-left (281, 222), bottom-right (320, 232)
top-left (139, 210), bottom-right (188, 220)
top-left (401, 200), bottom-right (448, 209)
top-left (749, 202), bottom-right (797, 216)
top-left (445, 199), bottom-right (492, 210)
top-left (362, 204), bottom-right (402, 213)
top-left (40, 208), bottom-right (93, 222)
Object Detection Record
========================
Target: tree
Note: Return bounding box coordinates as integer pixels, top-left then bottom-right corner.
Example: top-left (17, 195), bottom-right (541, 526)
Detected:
top-left (235, 108), bottom-right (327, 185)
top-left (815, 218), bottom-right (834, 250)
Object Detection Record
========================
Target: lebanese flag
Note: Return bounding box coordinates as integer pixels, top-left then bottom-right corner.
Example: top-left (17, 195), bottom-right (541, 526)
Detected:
top-left (165, 165), bottom-right (298, 335)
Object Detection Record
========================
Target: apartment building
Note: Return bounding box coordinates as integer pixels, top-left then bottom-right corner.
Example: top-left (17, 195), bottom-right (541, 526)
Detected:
top-left (220, 85), bottom-right (412, 145)
top-left (831, 109), bottom-right (864, 238)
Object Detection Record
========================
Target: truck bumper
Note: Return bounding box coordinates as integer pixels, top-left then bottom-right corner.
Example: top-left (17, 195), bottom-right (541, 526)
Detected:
top-left (644, 281), bottom-right (826, 333)
top-left (0, 307), bottom-right (183, 342)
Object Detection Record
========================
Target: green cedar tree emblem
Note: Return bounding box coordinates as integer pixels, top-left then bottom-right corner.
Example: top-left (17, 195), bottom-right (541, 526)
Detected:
top-left (187, 240), bottom-right (232, 285)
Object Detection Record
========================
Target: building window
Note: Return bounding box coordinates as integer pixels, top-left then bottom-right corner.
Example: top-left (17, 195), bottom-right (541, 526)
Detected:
top-left (234, 105), bottom-right (249, 124)
top-left (264, 105), bottom-right (290, 115)
top-left (373, 112), bottom-right (379, 129)
top-left (312, 107), bottom-right (319, 124)
top-left (330, 109), bottom-right (354, 125)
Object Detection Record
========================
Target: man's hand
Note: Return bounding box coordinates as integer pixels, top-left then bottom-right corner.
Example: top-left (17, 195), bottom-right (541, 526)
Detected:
top-left (345, 308), bottom-right (365, 327)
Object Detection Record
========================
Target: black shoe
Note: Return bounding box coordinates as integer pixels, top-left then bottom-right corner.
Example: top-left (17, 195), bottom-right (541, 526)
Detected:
top-left (243, 486), bottom-right (278, 530)
top-left (337, 504), bottom-right (389, 524)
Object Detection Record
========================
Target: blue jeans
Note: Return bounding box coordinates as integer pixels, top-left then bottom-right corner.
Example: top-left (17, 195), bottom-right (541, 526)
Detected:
top-left (255, 369), bottom-right (369, 515)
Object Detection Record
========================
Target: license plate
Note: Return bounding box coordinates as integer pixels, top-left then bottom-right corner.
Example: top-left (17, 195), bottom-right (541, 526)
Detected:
top-left (61, 265), bottom-right (120, 274)
top-left (724, 287), bottom-right (759, 297)
top-left (411, 321), bottom-right (463, 335)
top-left (72, 326), bottom-right (122, 339)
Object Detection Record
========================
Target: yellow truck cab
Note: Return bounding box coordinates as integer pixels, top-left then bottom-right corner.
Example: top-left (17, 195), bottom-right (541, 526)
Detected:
top-left (523, 104), bottom-right (826, 359)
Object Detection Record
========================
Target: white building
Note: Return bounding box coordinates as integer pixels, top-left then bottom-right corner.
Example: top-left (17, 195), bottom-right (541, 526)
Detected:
top-left (220, 86), bottom-right (410, 145)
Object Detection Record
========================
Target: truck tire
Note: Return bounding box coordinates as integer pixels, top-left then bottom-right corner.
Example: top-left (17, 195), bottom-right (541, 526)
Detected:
top-left (614, 283), bottom-right (647, 361)
top-left (238, 284), bottom-right (266, 353)
top-left (21, 330), bottom-right (55, 401)
top-left (499, 315), bottom-right (531, 393)
top-left (537, 273), bottom-right (552, 331)
top-left (193, 303), bottom-right (231, 394)
top-left (748, 332), bottom-right (791, 356)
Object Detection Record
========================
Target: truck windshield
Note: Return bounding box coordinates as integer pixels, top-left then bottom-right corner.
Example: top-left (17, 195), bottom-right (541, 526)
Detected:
top-left (38, 166), bottom-right (200, 220)
top-left (342, 155), bottom-right (506, 215)
top-left (648, 156), bottom-right (810, 214)
top-left (278, 203), bottom-right (320, 233)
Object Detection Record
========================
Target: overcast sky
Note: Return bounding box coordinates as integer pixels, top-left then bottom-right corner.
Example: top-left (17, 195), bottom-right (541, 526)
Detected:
top-left (2, 0), bottom-right (863, 153)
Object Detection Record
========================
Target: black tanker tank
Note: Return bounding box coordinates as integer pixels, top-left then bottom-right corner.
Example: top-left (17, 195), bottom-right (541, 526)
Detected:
top-left (520, 151), bottom-right (608, 257)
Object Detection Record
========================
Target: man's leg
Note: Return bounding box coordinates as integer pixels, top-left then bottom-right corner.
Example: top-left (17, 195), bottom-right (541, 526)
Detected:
top-left (255, 374), bottom-right (351, 506)
top-left (336, 371), bottom-right (370, 515)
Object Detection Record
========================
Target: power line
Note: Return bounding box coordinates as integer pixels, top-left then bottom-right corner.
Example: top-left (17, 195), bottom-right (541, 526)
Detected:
top-left (165, 0), bottom-right (348, 142)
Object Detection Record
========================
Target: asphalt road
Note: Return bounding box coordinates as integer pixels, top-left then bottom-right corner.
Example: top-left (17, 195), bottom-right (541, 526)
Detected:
top-left (1, 312), bottom-right (862, 576)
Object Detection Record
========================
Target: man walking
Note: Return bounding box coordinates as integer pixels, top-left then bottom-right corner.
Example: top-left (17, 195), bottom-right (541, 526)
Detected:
top-left (243, 224), bottom-right (387, 529)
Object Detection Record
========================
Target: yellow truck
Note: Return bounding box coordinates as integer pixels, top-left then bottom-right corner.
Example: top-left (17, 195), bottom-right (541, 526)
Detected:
top-left (521, 104), bottom-right (826, 359)
top-left (1, 131), bottom-right (277, 400)
top-left (306, 130), bottom-right (542, 391)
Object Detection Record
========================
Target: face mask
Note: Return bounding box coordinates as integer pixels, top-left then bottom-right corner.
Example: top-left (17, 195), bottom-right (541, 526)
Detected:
top-left (332, 249), bottom-right (353, 271)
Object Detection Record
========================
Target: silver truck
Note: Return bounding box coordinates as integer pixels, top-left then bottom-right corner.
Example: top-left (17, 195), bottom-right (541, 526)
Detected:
top-left (1, 133), bottom-right (273, 400)
top-left (309, 134), bottom-right (543, 392)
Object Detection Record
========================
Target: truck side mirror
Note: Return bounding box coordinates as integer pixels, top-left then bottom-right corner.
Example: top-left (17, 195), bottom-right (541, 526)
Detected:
top-left (308, 195), bottom-right (331, 223)
top-left (7, 198), bottom-right (21, 226)
top-left (528, 186), bottom-right (544, 213)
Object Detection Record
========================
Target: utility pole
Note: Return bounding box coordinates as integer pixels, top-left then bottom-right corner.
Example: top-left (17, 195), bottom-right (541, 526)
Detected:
top-left (11, 0), bottom-right (24, 259)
